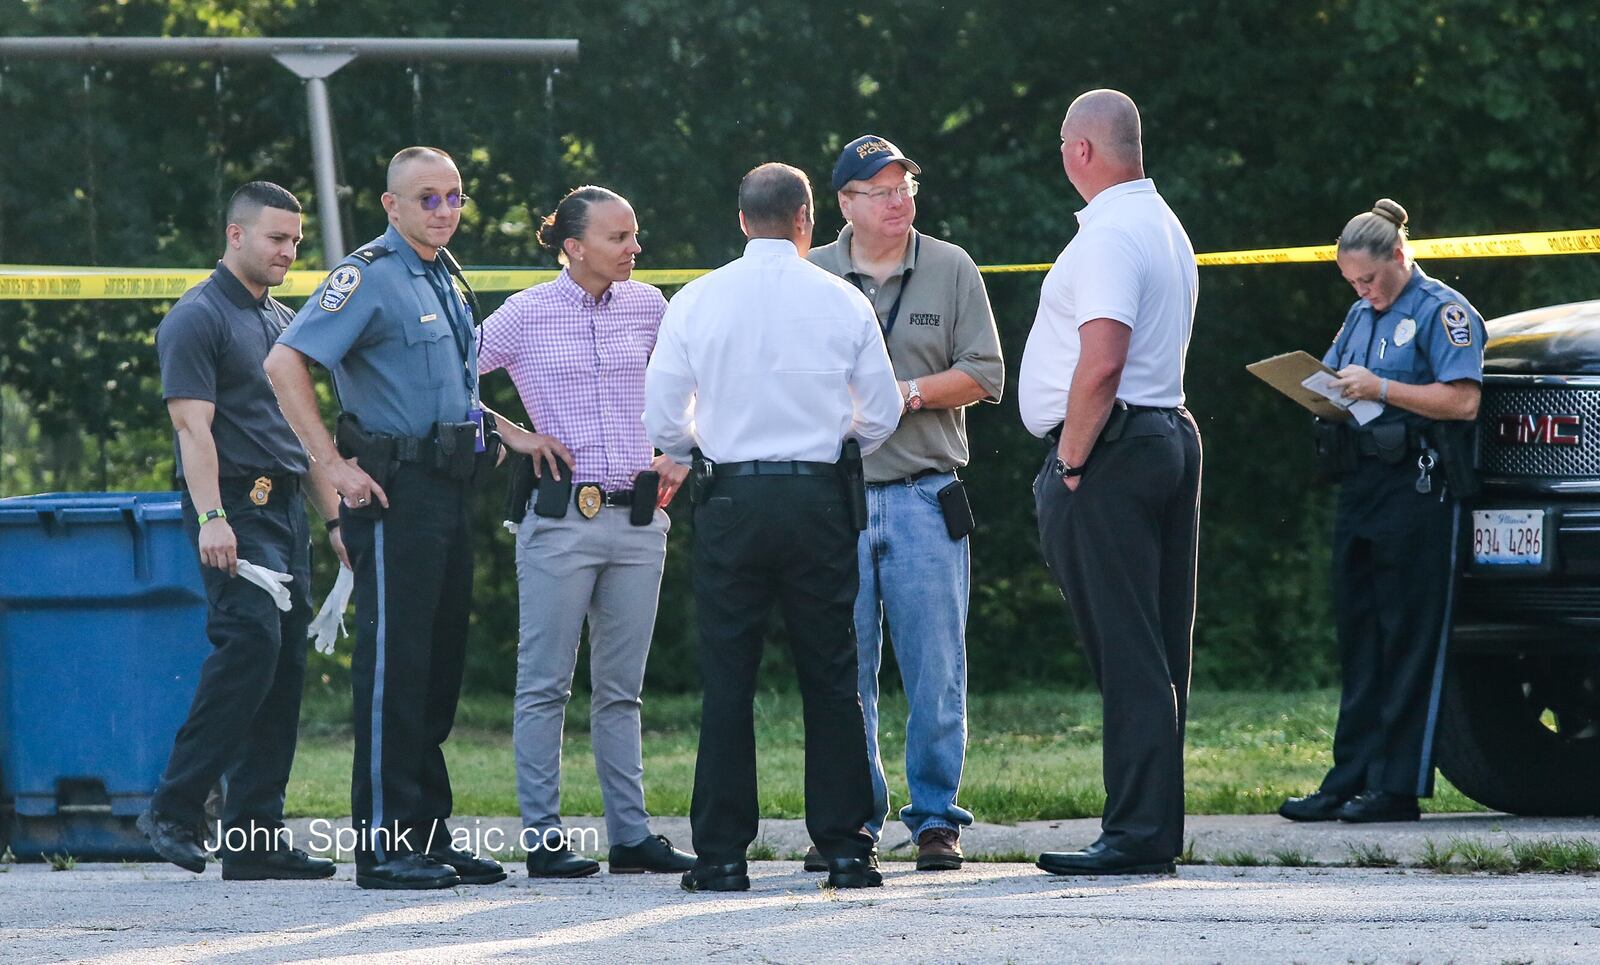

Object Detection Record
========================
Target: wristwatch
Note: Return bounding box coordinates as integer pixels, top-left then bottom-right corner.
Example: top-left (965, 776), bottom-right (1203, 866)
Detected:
top-left (905, 379), bottom-right (924, 412)
top-left (1054, 457), bottom-right (1085, 479)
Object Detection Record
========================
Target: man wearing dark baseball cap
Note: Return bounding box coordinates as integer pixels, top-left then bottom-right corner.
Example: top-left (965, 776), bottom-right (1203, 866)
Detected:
top-left (806, 134), bottom-right (1004, 872)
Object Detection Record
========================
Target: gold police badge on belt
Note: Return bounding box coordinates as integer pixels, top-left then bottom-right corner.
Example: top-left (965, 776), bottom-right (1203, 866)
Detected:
top-left (250, 477), bottom-right (273, 506)
top-left (576, 484), bottom-right (602, 519)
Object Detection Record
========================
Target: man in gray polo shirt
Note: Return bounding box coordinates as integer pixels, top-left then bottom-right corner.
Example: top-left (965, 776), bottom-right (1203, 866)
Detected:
top-left (142, 181), bottom-right (346, 881)
top-left (808, 135), bottom-right (1004, 870)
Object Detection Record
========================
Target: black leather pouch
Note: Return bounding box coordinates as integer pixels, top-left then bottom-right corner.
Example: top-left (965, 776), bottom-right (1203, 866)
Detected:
top-left (534, 463), bottom-right (573, 519)
top-left (936, 478), bottom-right (975, 540)
top-left (630, 471), bottom-right (659, 526)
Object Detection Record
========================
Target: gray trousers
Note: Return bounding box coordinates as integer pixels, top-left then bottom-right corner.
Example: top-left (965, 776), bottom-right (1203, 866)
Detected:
top-left (513, 505), bottom-right (669, 847)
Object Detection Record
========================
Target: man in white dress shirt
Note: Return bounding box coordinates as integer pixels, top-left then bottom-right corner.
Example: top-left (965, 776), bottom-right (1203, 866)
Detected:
top-left (1017, 89), bottom-right (1202, 876)
top-left (644, 162), bottom-right (902, 893)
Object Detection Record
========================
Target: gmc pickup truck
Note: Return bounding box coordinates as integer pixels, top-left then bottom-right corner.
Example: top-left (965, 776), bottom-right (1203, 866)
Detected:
top-left (1438, 298), bottom-right (1600, 815)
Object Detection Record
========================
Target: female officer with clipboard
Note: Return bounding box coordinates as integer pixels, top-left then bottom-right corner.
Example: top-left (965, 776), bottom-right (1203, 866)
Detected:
top-left (1280, 198), bottom-right (1486, 824)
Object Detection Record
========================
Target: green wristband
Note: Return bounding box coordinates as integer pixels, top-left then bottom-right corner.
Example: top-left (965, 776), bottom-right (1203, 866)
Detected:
top-left (198, 507), bottom-right (228, 526)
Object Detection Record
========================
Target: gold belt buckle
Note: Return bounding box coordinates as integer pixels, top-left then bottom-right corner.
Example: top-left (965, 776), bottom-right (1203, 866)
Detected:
top-left (576, 484), bottom-right (602, 519)
top-left (250, 476), bottom-right (273, 506)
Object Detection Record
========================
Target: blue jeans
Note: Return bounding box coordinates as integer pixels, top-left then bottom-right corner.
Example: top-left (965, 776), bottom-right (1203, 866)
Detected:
top-left (855, 471), bottom-right (975, 841)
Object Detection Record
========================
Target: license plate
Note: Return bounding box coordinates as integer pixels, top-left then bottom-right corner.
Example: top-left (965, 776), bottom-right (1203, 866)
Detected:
top-left (1472, 509), bottom-right (1545, 566)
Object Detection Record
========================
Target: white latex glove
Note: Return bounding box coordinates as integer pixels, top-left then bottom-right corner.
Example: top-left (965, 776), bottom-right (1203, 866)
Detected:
top-left (308, 565), bottom-right (355, 655)
top-left (236, 559), bottom-right (293, 613)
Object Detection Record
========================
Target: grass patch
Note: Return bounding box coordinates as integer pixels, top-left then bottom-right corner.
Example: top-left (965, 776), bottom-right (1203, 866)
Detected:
top-left (1271, 847), bottom-right (1314, 867)
top-left (746, 840), bottom-right (778, 861)
top-left (968, 850), bottom-right (1036, 864)
top-left (43, 852), bottom-right (76, 872)
top-left (1509, 837), bottom-right (1600, 874)
top-left (1452, 837), bottom-right (1514, 874)
top-left (1213, 850), bottom-right (1264, 867)
top-left (285, 687), bottom-right (1486, 821)
top-left (1418, 839), bottom-right (1456, 872)
top-left (1177, 838), bottom-right (1199, 865)
top-left (1346, 842), bottom-right (1399, 868)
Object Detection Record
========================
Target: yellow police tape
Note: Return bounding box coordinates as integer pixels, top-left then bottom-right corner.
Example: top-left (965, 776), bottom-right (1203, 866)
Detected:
top-left (3, 227), bottom-right (1597, 300)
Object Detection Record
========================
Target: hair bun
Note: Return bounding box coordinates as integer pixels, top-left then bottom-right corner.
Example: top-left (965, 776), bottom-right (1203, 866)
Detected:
top-left (534, 211), bottom-right (561, 254)
top-left (1371, 198), bottom-right (1408, 228)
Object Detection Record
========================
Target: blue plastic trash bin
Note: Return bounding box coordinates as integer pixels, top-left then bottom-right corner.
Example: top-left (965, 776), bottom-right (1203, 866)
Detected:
top-left (0, 492), bottom-right (210, 860)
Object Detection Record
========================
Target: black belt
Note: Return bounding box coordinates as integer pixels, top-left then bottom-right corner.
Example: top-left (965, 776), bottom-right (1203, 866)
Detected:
top-left (714, 460), bottom-right (838, 478)
top-left (868, 468), bottom-right (947, 487)
top-left (392, 436), bottom-right (438, 463)
top-left (1045, 405), bottom-right (1178, 444)
top-left (576, 485), bottom-right (635, 507)
top-left (1353, 434), bottom-right (1423, 459)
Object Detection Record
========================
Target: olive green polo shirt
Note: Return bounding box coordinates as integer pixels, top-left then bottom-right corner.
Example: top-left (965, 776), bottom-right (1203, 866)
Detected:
top-left (808, 224), bottom-right (1004, 482)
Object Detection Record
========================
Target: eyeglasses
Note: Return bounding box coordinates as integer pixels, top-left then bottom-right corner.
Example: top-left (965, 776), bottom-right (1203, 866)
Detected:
top-left (842, 181), bottom-right (919, 203)
top-left (412, 191), bottom-right (470, 211)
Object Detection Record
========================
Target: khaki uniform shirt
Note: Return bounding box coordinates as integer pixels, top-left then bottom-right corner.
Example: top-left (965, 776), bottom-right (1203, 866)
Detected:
top-left (809, 224), bottom-right (1004, 482)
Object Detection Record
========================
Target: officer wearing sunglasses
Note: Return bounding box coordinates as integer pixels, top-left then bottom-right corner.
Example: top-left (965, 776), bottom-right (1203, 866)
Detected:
top-left (267, 146), bottom-right (505, 891)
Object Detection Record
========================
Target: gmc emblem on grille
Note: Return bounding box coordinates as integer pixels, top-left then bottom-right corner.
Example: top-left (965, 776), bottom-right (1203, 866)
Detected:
top-left (1494, 413), bottom-right (1582, 446)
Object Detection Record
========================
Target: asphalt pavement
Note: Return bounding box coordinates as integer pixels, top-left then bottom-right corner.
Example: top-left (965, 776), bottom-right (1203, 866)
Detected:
top-left (5, 857), bottom-right (1600, 963)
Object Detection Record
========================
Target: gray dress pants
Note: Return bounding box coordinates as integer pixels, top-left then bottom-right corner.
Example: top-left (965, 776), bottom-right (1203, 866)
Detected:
top-left (513, 505), bottom-right (669, 847)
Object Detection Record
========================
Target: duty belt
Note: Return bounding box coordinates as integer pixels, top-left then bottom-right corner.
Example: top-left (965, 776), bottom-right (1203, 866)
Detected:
top-left (713, 460), bottom-right (838, 478)
top-left (576, 486), bottom-right (636, 507)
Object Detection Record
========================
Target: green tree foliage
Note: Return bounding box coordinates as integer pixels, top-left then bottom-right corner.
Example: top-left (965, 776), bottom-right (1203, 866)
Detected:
top-left (1, 0), bottom-right (1596, 692)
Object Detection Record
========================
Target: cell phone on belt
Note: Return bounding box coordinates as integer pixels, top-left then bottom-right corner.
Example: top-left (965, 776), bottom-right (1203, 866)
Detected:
top-left (936, 478), bottom-right (975, 540)
top-left (533, 460), bottom-right (573, 519)
top-left (630, 471), bottom-right (660, 526)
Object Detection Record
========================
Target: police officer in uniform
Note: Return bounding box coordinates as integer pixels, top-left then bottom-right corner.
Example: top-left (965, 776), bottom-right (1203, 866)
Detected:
top-left (1280, 199), bottom-right (1485, 824)
top-left (140, 182), bottom-right (343, 880)
top-left (644, 162), bottom-right (903, 892)
top-left (266, 147), bottom-right (505, 889)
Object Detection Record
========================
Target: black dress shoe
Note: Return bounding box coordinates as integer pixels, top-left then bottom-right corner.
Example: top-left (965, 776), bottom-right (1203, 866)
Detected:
top-left (1338, 791), bottom-right (1421, 823)
top-left (221, 848), bottom-right (337, 881)
top-left (680, 860), bottom-right (750, 892)
top-left (609, 834), bottom-right (695, 874)
top-left (1037, 841), bottom-right (1176, 876)
top-left (427, 844), bottom-right (507, 885)
top-left (136, 809), bottom-right (208, 874)
top-left (825, 857), bottom-right (883, 889)
top-left (525, 843), bottom-right (601, 878)
top-left (356, 854), bottom-right (461, 890)
top-left (1278, 790), bottom-right (1350, 822)
top-left (804, 844), bottom-right (877, 872)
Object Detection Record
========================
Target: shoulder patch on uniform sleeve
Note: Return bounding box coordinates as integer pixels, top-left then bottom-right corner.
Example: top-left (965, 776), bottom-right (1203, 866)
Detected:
top-left (1441, 302), bottom-right (1473, 347)
top-left (318, 264), bottom-right (362, 312)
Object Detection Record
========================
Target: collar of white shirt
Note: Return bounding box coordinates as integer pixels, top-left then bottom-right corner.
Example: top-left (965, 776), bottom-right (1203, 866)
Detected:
top-left (1075, 177), bottom-right (1157, 227)
top-left (743, 237), bottom-right (801, 259)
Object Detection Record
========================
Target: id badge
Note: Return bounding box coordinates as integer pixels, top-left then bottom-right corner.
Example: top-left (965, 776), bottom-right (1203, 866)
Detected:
top-left (469, 407), bottom-right (486, 453)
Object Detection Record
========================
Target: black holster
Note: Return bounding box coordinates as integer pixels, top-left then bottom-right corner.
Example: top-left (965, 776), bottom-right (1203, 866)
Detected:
top-left (1427, 420), bottom-right (1481, 499)
top-left (840, 439), bottom-right (868, 532)
top-left (690, 449), bottom-right (715, 505)
top-left (504, 452), bottom-right (536, 524)
top-left (1310, 417), bottom-right (1357, 483)
top-left (335, 413), bottom-right (398, 515)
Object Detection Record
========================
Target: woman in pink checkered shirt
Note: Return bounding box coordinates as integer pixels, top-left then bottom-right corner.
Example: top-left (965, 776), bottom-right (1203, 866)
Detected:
top-left (481, 186), bottom-right (695, 878)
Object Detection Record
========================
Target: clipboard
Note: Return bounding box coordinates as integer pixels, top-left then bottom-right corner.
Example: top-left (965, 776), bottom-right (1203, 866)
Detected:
top-left (1245, 351), bottom-right (1353, 422)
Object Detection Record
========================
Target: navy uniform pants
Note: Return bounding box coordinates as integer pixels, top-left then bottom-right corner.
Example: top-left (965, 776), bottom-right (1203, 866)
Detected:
top-left (1034, 409), bottom-right (1203, 862)
top-left (689, 473), bottom-right (876, 865)
top-left (342, 464), bottom-right (473, 867)
top-left (155, 477), bottom-right (312, 844)
top-left (1322, 456), bottom-right (1458, 799)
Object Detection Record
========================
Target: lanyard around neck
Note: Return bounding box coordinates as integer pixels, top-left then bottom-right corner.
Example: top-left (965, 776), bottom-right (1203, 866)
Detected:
top-left (850, 234), bottom-right (921, 337)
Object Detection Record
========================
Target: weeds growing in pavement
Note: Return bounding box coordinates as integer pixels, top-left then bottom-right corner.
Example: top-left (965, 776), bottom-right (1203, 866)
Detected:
top-left (746, 839), bottom-right (778, 861)
top-left (1345, 842), bottom-right (1398, 868)
top-left (1271, 848), bottom-right (1314, 867)
top-left (1177, 838), bottom-right (1199, 865)
top-left (44, 852), bottom-right (76, 871)
top-left (1418, 839), bottom-right (1456, 872)
top-left (1214, 850), bottom-right (1263, 867)
top-left (1451, 837), bottom-right (1514, 874)
top-left (1509, 837), bottom-right (1600, 873)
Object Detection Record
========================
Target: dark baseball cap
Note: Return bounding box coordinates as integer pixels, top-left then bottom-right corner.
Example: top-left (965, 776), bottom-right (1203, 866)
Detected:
top-left (831, 135), bottom-right (922, 191)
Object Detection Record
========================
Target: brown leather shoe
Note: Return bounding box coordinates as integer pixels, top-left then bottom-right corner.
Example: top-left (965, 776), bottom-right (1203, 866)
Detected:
top-left (916, 827), bottom-right (963, 870)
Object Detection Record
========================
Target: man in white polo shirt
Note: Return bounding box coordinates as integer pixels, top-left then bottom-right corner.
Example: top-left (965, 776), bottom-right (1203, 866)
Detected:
top-left (1018, 89), bottom-right (1202, 876)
